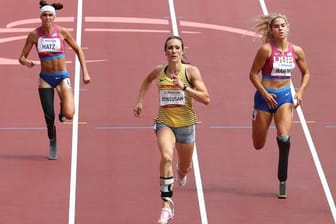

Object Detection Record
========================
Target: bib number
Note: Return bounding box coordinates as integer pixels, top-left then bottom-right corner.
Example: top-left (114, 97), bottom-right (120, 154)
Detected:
top-left (160, 90), bottom-right (185, 107)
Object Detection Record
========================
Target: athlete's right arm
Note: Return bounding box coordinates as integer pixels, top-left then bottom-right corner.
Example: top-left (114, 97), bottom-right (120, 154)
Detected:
top-left (19, 31), bottom-right (36, 68)
top-left (134, 66), bottom-right (161, 117)
top-left (249, 44), bottom-right (270, 96)
top-left (249, 44), bottom-right (278, 109)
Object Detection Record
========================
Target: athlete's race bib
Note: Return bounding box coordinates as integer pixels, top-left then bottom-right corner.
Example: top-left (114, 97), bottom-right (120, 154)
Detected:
top-left (271, 55), bottom-right (295, 77)
top-left (37, 37), bottom-right (61, 53)
top-left (160, 89), bottom-right (186, 107)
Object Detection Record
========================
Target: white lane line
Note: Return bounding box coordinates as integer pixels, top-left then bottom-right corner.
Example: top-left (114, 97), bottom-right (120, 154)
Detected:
top-left (68, 0), bottom-right (84, 223)
top-left (167, 1), bottom-right (208, 223)
top-left (168, 0), bottom-right (179, 35)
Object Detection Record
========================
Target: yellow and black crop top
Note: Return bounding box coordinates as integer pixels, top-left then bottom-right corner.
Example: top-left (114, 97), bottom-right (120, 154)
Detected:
top-left (156, 64), bottom-right (197, 127)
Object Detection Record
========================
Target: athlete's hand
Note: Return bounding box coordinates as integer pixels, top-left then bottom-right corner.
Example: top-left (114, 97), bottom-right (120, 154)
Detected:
top-left (83, 72), bottom-right (91, 84)
top-left (264, 93), bottom-right (278, 109)
top-left (26, 60), bottom-right (35, 68)
top-left (294, 92), bottom-right (303, 108)
top-left (171, 73), bottom-right (184, 89)
top-left (134, 102), bottom-right (143, 117)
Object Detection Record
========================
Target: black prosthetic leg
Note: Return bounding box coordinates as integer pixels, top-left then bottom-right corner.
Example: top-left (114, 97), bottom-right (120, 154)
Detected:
top-left (38, 88), bottom-right (57, 160)
top-left (277, 136), bottom-right (290, 198)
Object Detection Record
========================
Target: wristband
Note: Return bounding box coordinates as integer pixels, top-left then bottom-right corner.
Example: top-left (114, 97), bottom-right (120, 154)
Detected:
top-left (182, 84), bottom-right (187, 91)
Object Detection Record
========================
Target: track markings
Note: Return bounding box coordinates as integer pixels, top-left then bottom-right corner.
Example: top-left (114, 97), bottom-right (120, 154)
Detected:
top-left (68, 0), bottom-right (84, 223)
top-left (168, 1), bottom-right (209, 224)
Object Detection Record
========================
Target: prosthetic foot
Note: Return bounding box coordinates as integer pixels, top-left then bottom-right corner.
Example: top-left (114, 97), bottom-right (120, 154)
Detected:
top-left (48, 126), bottom-right (57, 160)
top-left (278, 181), bottom-right (287, 199)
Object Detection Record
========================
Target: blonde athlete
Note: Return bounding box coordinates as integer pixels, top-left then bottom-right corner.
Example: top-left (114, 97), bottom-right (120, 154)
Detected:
top-left (19, 0), bottom-right (90, 159)
top-left (134, 36), bottom-right (210, 224)
top-left (249, 13), bottom-right (310, 198)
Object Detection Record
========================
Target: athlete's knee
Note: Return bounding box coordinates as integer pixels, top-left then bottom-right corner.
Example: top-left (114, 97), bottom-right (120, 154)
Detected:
top-left (62, 110), bottom-right (74, 120)
top-left (277, 135), bottom-right (291, 151)
top-left (253, 140), bottom-right (265, 150)
top-left (252, 131), bottom-right (267, 150)
top-left (160, 153), bottom-right (173, 165)
top-left (253, 144), bottom-right (263, 150)
top-left (277, 135), bottom-right (290, 143)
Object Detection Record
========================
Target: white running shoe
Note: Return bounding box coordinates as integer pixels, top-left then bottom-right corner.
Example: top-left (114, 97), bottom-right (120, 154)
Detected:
top-left (178, 175), bottom-right (187, 187)
top-left (176, 164), bottom-right (187, 187)
top-left (157, 207), bottom-right (173, 224)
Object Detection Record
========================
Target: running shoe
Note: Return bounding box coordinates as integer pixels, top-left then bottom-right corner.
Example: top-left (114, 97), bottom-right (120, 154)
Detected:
top-left (157, 207), bottom-right (173, 224)
top-left (178, 175), bottom-right (187, 187)
top-left (278, 181), bottom-right (287, 199)
top-left (176, 164), bottom-right (187, 187)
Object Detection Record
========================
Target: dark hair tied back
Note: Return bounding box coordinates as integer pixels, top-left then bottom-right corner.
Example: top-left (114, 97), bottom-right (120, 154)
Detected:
top-left (39, 0), bottom-right (63, 10)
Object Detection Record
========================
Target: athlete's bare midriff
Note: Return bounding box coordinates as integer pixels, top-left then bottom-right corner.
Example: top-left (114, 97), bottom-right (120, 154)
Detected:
top-left (40, 57), bottom-right (67, 73)
top-left (261, 78), bottom-right (290, 90)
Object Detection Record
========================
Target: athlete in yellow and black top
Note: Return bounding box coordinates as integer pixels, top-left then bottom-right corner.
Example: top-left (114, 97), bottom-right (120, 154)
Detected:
top-left (134, 36), bottom-right (209, 224)
top-left (156, 63), bottom-right (196, 127)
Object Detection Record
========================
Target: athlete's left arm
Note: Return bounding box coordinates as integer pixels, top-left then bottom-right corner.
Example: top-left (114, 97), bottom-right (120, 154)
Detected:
top-left (186, 65), bottom-right (210, 105)
top-left (61, 27), bottom-right (91, 84)
top-left (294, 45), bottom-right (310, 106)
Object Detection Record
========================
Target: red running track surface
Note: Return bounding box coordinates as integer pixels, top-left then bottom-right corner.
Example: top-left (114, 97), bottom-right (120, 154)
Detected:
top-left (0, 0), bottom-right (335, 223)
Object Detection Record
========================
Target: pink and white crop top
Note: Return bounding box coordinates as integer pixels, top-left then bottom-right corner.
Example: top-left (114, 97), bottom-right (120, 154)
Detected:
top-left (262, 41), bottom-right (296, 80)
top-left (35, 25), bottom-right (65, 61)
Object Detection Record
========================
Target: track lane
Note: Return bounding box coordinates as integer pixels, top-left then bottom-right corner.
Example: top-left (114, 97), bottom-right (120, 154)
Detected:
top-left (1, 0), bottom-right (335, 223)
top-left (173, 0), bottom-right (336, 223)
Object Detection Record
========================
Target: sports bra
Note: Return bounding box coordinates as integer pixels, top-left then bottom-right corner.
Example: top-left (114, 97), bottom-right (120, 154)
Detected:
top-left (262, 41), bottom-right (296, 80)
top-left (35, 25), bottom-right (65, 61)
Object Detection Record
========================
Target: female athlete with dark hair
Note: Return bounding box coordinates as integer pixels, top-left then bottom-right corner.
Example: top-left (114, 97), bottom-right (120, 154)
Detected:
top-left (19, 0), bottom-right (90, 160)
top-left (134, 36), bottom-right (210, 223)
